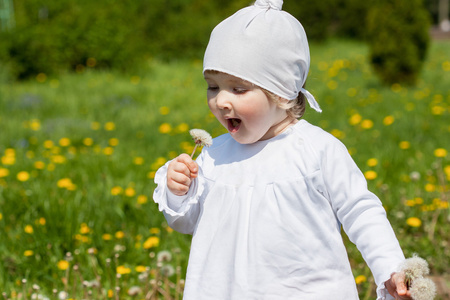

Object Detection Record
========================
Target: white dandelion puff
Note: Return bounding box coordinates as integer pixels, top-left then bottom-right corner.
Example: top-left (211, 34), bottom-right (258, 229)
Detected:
top-left (157, 250), bottom-right (173, 263)
top-left (189, 129), bottom-right (212, 158)
top-left (127, 286), bottom-right (142, 296)
top-left (400, 254), bottom-right (430, 286)
top-left (410, 277), bottom-right (437, 300)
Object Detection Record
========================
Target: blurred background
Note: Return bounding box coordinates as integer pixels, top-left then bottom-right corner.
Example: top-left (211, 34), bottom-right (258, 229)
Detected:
top-left (0, 0), bottom-right (448, 82)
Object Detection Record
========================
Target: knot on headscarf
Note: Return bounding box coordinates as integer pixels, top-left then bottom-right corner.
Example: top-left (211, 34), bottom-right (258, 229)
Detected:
top-left (254, 0), bottom-right (283, 10)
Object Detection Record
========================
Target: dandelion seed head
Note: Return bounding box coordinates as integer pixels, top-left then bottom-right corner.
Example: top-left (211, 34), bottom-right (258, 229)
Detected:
top-left (410, 277), bottom-right (436, 300)
top-left (127, 286), bottom-right (142, 296)
top-left (189, 129), bottom-right (213, 147)
top-left (157, 250), bottom-right (172, 263)
top-left (160, 264), bottom-right (175, 277)
top-left (400, 254), bottom-right (430, 280)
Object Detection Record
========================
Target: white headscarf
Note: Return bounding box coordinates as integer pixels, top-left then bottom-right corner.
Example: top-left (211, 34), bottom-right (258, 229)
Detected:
top-left (203, 0), bottom-right (321, 112)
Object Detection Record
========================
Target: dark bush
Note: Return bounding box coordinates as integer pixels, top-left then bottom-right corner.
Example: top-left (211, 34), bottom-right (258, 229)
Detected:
top-left (367, 0), bottom-right (431, 85)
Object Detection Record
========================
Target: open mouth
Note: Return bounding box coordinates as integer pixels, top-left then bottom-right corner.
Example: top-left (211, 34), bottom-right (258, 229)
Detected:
top-left (227, 118), bottom-right (241, 133)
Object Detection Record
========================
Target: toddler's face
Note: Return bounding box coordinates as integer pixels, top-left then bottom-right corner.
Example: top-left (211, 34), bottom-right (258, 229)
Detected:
top-left (204, 71), bottom-right (290, 144)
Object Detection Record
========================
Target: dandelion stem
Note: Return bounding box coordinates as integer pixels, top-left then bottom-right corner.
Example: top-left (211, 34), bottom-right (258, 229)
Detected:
top-left (190, 144), bottom-right (199, 158)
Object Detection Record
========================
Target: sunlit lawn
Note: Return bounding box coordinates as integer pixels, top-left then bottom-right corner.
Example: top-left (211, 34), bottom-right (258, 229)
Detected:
top-left (0, 39), bottom-right (449, 299)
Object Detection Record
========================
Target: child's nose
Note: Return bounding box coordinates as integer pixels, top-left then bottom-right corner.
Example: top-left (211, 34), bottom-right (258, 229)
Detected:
top-left (216, 90), bottom-right (232, 110)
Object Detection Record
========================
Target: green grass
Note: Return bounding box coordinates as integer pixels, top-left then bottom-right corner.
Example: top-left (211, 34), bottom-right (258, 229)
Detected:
top-left (0, 39), bottom-right (449, 299)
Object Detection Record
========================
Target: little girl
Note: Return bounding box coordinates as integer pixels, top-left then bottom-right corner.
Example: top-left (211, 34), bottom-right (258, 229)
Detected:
top-left (154, 1), bottom-right (412, 299)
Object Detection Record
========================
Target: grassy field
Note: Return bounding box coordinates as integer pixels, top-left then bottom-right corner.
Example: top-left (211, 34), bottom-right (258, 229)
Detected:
top-left (0, 39), bottom-right (449, 299)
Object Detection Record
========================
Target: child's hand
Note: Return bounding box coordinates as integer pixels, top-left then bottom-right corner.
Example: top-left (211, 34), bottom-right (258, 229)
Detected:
top-left (167, 154), bottom-right (199, 196)
top-left (385, 272), bottom-right (412, 299)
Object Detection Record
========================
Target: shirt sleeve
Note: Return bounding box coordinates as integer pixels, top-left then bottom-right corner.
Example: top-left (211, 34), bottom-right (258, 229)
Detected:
top-left (318, 135), bottom-right (404, 299)
top-left (152, 156), bottom-right (205, 235)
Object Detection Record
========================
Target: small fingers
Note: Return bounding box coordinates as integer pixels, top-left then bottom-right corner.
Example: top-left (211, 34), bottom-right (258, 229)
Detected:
top-left (176, 153), bottom-right (198, 178)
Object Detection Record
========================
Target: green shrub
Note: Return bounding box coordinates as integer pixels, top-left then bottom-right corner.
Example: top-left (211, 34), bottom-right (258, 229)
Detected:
top-left (284, 1), bottom-right (334, 41)
top-left (334, 0), bottom-right (371, 39)
top-left (367, 0), bottom-right (431, 85)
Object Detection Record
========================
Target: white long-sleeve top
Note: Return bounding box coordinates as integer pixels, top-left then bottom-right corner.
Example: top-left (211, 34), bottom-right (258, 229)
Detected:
top-left (153, 120), bottom-right (404, 300)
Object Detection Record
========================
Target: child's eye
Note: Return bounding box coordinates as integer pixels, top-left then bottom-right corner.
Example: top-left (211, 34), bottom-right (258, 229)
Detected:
top-left (207, 86), bottom-right (218, 91)
top-left (233, 88), bottom-right (247, 94)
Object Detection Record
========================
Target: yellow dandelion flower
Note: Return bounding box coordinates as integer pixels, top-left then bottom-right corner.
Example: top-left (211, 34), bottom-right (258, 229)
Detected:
top-left (30, 119), bottom-right (41, 131)
top-left (135, 265), bottom-right (146, 273)
top-left (149, 228), bottom-right (160, 234)
top-left (330, 129), bottom-right (345, 139)
top-left (424, 183), bottom-right (436, 192)
top-left (151, 157), bottom-right (167, 170)
top-left (445, 165), bottom-right (450, 180)
top-left (24, 250), bottom-right (34, 257)
top-left (57, 260), bottom-right (70, 270)
top-left (125, 187), bottom-right (136, 197)
top-left (108, 289), bottom-right (114, 298)
top-left (364, 170), bottom-right (377, 180)
top-left (440, 201), bottom-right (449, 209)
top-left (109, 138), bottom-right (119, 146)
top-left (360, 119), bottom-right (374, 129)
top-left (83, 137), bottom-right (94, 146)
top-left (111, 186), bottom-right (123, 195)
top-left (431, 105), bottom-right (445, 115)
top-left (434, 148), bottom-right (447, 158)
top-left (104, 122), bottom-right (116, 131)
top-left (349, 113), bottom-right (362, 125)
top-left (415, 197), bottom-right (424, 204)
top-left (24, 225), bottom-right (34, 234)
top-left (0, 168), bottom-right (9, 178)
top-left (367, 158), bottom-right (378, 167)
top-left (137, 195), bottom-right (148, 204)
top-left (405, 199), bottom-right (416, 207)
top-left (116, 265), bottom-right (131, 275)
top-left (1, 155), bottom-right (15, 165)
top-left (176, 123), bottom-right (190, 133)
top-left (34, 161), bottom-right (45, 169)
top-left (59, 138), bottom-right (71, 147)
top-left (399, 141), bottom-right (410, 150)
top-left (17, 171), bottom-right (30, 182)
top-left (147, 171), bottom-right (156, 179)
top-left (38, 217), bottom-right (46, 225)
top-left (0, 212), bottom-right (2, 220)
top-left (133, 157), bottom-right (144, 165)
top-left (443, 61), bottom-right (450, 71)
top-left (102, 233), bottom-right (112, 240)
top-left (143, 236), bottom-right (160, 249)
top-left (51, 155), bottom-right (66, 164)
top-left (383, 115), bottom-right (395, 126)
top-left (355, 275), bottom-right (367, 284)
top-left (80, 223), bottom-right (91, 234)
top-left (406, 217), bottom-right (421, 228)
top-left (166, 227), bottom-right (174, 233)
top-left (159, 123), bottom-right (172, 134)
top-left (103, 147), bottom-right (114, 155)
top-left (159, 106), bottom-right (170, 115)
top-left (43, 140), bottom-right (54, 149)
top-left (57, 178), bottom-right (73, 189)
top-left (327, 80), bottom-right (338, 90)
top-left (115, 231), bottom-right (125, 239)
